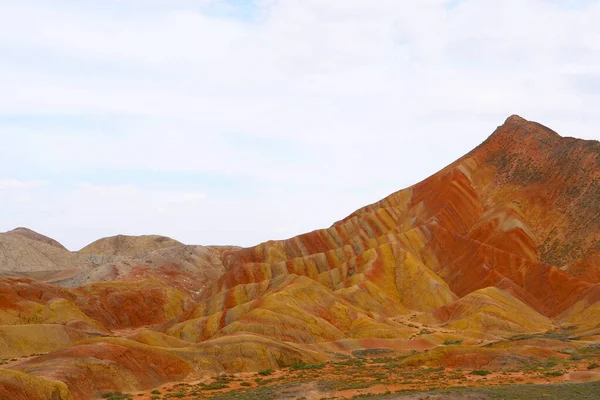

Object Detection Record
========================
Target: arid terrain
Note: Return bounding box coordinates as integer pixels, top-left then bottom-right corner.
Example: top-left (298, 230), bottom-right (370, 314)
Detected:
top-left (0, 115), bottom-right (599, 400)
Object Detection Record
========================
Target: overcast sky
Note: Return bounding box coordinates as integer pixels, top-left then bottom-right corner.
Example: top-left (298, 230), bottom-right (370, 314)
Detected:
top-left (1, 0), bottom-right (599, 250)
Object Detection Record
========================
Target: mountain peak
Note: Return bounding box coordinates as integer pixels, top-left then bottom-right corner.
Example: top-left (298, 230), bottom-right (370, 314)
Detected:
top-left (6, 227), bottom-right (67, 250)
top-left (480, 115), bottom-right (563, 153)
top-left (504, 114), bottom-right (527, 124)
top-left (496, 114), bottom-right (558, 136)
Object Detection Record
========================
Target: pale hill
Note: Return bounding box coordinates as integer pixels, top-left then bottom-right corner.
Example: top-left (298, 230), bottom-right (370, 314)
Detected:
top-left (79, 234), bottom-right (183, 257)
top-left (0, 231), bottom-right (91, 273)
top-left (60, 244), bottom-right (233, 300)
top-left (0, 228), bottom-right (234, 300)
top-left (7, 227), bottom-right (67, 250)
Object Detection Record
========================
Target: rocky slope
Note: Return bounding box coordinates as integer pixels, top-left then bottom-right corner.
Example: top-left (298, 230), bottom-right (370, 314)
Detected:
top-left (0, 115), bottom-right (598, 399)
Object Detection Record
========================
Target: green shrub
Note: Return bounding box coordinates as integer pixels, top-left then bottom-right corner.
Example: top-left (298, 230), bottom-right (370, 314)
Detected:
top-left (164, 391), bottom-right (186, 398)
top-left (102, 393), bottom-right (133, 400)
top-left (258, 368), bottom-right (272, 376)
top-left (540, 359), bottom-right (558, 368)
top-left (443, 340), bottom-right (463, 345)
top-left (290, 363), bottom-right (325, 371)
top-left (544, 371), bottom-right (563, 377)
top-left (200, 382), bottom-right (228, 391)
top-left (383, 362), bottom-right (403, 369)
top-left (471, 369), bottom-right (492, 376)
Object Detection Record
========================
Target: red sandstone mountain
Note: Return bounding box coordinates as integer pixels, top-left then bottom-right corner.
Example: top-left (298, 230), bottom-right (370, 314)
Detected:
top-left (0, 115), bottom-right (598, 399)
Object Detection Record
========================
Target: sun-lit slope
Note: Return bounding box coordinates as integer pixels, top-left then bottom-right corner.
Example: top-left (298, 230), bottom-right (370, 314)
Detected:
top-left (0, 324), bottom-right (93, 359)
top-left (427, 287), bottom-right (553, 337)
top-left (11, 337), bottom-right (194, 400)
top-left (163, 274), bottom-right (411, 344)
top-left (0, 277), bottom-right (191, 331)
top-left (0, 278), bottom-right (103, 330)
top-left (170, 334), bottom-right (327, 372)
top-left (163, 237), bottom-right (463, 345)
top-left (0, 369), bottom-right (72, 400)
top-left (216, 238), bottom-right (456, 309)
top-left (145, 333), bottom-right (439, 384)
top-left (4, 332), bottom-right (327, 400)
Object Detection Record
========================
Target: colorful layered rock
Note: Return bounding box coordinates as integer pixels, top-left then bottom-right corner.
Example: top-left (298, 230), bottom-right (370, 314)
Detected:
top-left (0, 115), bottom-right (598, 399)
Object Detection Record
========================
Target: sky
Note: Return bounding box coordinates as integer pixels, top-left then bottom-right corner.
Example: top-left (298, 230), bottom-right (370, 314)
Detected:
top-left (1, 0), bottom-right (599, 250)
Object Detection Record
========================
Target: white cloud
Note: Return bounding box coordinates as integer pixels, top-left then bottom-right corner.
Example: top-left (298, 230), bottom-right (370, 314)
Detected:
top-left (77, 183), bottom-right (139, 196)
top-left (169, 192), bottom-right (208, 204)
top-left (0, 0), bottom-right (599, 249)
top-left (6, 194), bottom-right (32, 204)
top-left (0, 180), bottom-right (49, 190)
